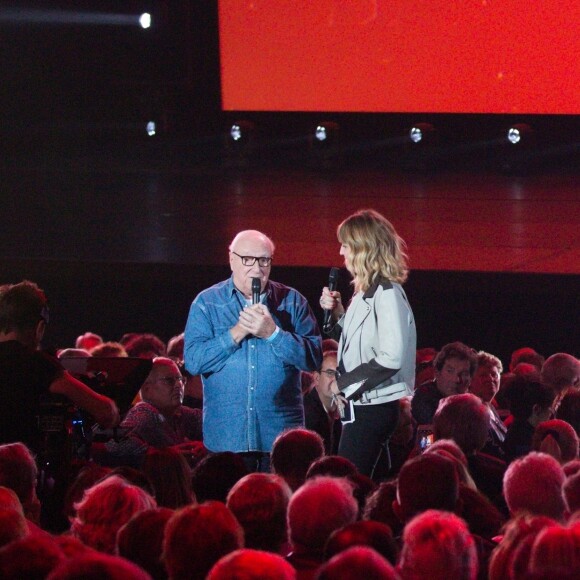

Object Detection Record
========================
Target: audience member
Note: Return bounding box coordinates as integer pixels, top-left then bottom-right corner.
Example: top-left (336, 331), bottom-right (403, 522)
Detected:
top-left (469, 351), bottom-right (506, 458)
top-left (531, 419), bottom-right (579, 464)
top-left (0, 281), bottom-right (119, 451)
top-left (58, 348), bottom-right (91, 358)
top-left (116, 507), bottom-right (174, 580)
top-left (503, 452), bottom-right (566, 521)
top-left (286, 476), bottom-right (358, 577)
top-left (397, 509), bottom-right (477, 580)
top-left (70, 474), bottom-right (157, 554)
top-left (502, 375), bottom-right (556, 462)
top-left (564, 470), bottom-right (580, 514)
top-left (166, 333), bottom-right (184, 362)
top-left (162, 501), bottom-right (244, 580)
top-left (0, 534), bottom-right (66, 578)
top-left (208, 549), bottom-right (296, 580)
top-left (528, 523), bottom-right (580, 577)
top-left (75, 332), bottom-right (103, 351)
top-left (424, 438), bottom-right (477, 489)
top-left (542, 353), bottom-right (580, 409)
top-left (143, 447), bottom-right (196, 508)
top-left (89, 341), bottom-right (128, 357)
top-left (362, 480), bottom-right (403, 537)
top-left (433, 393), bottom-right (507, 508)
top-left (48, 551), bottom-right (152, 579)
top-left (305, 455), bottom-right (358, 480)
top-left (94, 357), bottom-right (203, 468)
top-left (0, 442), bottom-right (41, 523)
top-left (557, 389), bottom-right (580, 437)
top-left (304, 350), bottom-right (342, 454)
top-left (393, 453), bottom-right (459, 524)
top-left (270, 428), bottom-right (325, 491)
top-left (318, 546), bottom-right (399, 580)
top-left (509, 347), bottom-right (545, 373)
top-left (226, 472), bottom-right (292, 553)
top-left (324, 520), bottom-right (398, 565)
top-left (411, 341), bottom-right (478, 425)
top-left (191, 451), bottom-right (249, 503)
top-left (125, 333), bottom-right (166, 359)
top-left (488, 513), bottom-right (556, 580)
top-left (415, 347), bottom-right (438, 387)
top-left (0, 507), bottom-right (28, 547)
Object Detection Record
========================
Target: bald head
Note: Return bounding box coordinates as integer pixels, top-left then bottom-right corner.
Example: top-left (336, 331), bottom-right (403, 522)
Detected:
top-left (229, 230), bottom-right (275, 254)
top-left (229, 230), bottom-right (275, 299)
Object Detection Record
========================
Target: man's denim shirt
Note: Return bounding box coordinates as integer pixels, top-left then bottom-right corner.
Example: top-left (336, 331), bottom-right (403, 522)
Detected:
top-left (184, 276), bottom-right (322, 453)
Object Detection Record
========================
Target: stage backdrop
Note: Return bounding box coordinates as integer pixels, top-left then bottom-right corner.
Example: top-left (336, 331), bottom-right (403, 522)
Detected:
top-left (219, 0), bottom-right (579, 114)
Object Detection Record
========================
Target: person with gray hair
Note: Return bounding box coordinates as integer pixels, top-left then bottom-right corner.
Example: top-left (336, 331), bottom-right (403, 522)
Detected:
top-left (184, 230), bottom-right (322, 472)
top-left (542, 353), bottom-right (580, 411)
top-left (503, 452), bottom-right (567, 521)
top-left (286, 476), bottom-right (358, 576)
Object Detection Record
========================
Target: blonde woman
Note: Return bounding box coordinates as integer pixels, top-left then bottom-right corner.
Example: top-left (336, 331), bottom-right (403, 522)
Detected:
top-left (320, 209), bottom-right (416, 477)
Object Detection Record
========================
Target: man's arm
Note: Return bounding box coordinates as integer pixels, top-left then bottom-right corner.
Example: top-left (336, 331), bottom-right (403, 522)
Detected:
top-left (49, 371), bottom-right (119, 428)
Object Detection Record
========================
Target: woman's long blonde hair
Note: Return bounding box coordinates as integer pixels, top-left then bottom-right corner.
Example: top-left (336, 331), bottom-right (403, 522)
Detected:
top-left (338, 209), bottom-right (409, 292)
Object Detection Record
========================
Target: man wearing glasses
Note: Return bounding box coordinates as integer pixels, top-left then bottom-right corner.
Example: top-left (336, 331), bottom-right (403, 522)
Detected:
top-left (94, 357), bottom-right (204, 467)
top-left (184, 230), bottom-right (322, 471)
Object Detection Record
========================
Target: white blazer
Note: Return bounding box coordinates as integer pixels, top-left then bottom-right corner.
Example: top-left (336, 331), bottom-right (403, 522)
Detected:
top-left (335, 278), bottom-right (416, 405)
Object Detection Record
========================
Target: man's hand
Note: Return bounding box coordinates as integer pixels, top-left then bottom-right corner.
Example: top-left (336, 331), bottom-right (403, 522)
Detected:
top-left (171, 440), bottom-right (207, 462)
top-left (238, 304), bottom-right (277, 339)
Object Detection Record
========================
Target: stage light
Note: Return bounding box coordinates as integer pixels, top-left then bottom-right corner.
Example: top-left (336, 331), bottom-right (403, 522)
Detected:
top-left (408, 123), bottom-right (435, 145)
top-left (402, 123), bottom-right (439, 172)
top-left (314, 122), bottom-right (339, 144)
top-left (228, 121), bottom-right (254, 145)
top-left (146, 121), bottom-right (156, 136)
top-left (309, 122), bottom-right (340, 168)
top-left (315, 125), bottom-right (328, 142)
top-left (225, 120), bottom-right (256, 167)
top-left (139, 13), bottom-right (151, 29)
top-left (500, 123), bottom-right (536, 173)
top-left (506, 123), bottom-right (533, 145)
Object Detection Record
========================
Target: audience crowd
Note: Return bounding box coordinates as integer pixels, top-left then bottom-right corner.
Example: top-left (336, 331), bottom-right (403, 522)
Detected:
top-left (1, 281), bottom-right (580, 578)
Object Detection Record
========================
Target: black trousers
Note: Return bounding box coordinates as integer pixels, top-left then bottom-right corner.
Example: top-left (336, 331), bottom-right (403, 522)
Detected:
top-left (338, 400), bottom-right (400, 479)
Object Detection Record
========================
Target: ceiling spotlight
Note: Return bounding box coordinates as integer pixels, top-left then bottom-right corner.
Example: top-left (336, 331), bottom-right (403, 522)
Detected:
top-left (230, 124), bottom-right (243, 142)
top-left (228, 121), bottom-right (255, 145)
top-left (506, 123), bottom-right (533, 145)
top-left (139, 13), bottom-right (151, 29)
top-left (315, 125), bottom-right (328, 142)
top-left (146, 121), bottom-right (156, 136)
top-left (408, 123), bottom-right (435, 145)
top-left (312, 122), bottom-right (339, 145)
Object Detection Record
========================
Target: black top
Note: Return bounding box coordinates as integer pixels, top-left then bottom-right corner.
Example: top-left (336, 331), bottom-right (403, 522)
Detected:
top-left (411, 379), bottom-right (445, 425)
top-left (0, 340), bottom-right (62, 451)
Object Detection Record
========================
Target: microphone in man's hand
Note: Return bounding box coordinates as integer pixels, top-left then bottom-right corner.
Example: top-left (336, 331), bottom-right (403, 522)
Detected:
top-left (252, 277), bottom-right (261, 305)
top-left (323, 267), bottom-right (340, 332)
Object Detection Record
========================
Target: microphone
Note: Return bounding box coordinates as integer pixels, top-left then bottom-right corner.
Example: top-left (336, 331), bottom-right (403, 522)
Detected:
top-left (323, 267), bottom-right (339, 332)
top-left (251, 277), bottom-right (261, 305)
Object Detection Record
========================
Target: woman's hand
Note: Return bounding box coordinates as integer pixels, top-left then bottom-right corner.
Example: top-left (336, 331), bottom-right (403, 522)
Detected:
top-left (319, 287), bottom-right (345, 322)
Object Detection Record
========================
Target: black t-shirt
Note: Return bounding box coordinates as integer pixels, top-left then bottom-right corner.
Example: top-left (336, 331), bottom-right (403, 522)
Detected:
top-left (0, 340), bottom-right (63, 451)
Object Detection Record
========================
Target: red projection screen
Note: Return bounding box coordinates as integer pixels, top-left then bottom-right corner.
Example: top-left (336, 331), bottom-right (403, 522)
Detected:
top-left (218, 1), bottom-right (579, 114)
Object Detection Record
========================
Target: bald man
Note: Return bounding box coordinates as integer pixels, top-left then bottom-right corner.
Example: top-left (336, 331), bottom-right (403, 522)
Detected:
top-left (184, 230), bottom-right (322, 471)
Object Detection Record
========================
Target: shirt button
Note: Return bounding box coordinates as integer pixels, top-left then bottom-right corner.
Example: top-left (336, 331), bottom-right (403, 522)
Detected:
top-left (251, 365), bottom-right (255, 369)
top-left (251, 344), bottom-right (255, 348)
